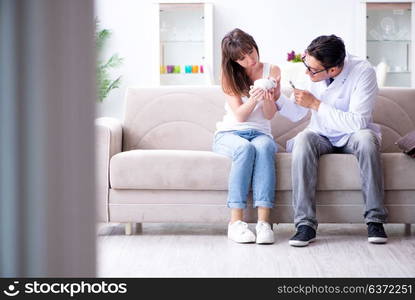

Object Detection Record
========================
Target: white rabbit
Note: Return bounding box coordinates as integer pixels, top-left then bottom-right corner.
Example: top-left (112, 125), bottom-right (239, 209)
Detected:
top-left (253, 78), bottom-right (276, 90)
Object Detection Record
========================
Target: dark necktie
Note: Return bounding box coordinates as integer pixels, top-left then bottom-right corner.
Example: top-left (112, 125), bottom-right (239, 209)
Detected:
top-left (328, 77), bottom-right (334, 85)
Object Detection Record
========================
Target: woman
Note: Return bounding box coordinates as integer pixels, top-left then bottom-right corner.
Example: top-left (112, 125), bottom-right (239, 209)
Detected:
top-left (213, 28), bottom-right (281, 244)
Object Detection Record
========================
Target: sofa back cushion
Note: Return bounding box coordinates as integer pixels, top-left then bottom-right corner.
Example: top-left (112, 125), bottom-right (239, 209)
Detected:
top-left (122, 86), bottom-right (415, 153)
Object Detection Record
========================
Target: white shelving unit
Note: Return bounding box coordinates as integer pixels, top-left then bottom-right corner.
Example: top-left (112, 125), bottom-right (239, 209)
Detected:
top-left (152, 2), bottom-right (213, 86)
top-left (358, 0), bottom-right (415, 87)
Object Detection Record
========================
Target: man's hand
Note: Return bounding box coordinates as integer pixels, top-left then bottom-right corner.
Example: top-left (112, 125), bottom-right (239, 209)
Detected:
top-left (293, 89), bottom-right (321, 111)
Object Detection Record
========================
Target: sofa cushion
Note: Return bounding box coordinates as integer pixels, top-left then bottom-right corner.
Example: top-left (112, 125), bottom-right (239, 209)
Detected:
top-left (110, 150), bottom-right (415, 191)
top-left (110, 150), bottom-right (231, 190)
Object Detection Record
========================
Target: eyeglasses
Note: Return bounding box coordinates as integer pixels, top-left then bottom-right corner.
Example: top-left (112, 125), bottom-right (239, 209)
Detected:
top-left (301, 55), bottom-right (327, 76)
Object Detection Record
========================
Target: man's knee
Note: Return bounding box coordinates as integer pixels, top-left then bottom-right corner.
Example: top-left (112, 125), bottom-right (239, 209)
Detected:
top-left (351, 130), bottom-right (380, 154)
top-left (292, 130), bottom-right (320, 155)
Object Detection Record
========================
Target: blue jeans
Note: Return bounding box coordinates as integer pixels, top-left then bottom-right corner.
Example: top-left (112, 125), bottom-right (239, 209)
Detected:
top-left (212, 129), bottom-right (277, 209)
top-left (292, 129), bottom-right (388, 230)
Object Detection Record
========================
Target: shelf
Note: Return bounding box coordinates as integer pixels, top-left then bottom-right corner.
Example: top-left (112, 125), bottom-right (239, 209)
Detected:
top-left (367, 40), bottom-right (411, 42)
top-left (161, 73), bottom-right (205, 76)
top-left (387, 71), bottom-right (411, 74)
top-left (161, 40), bottom-right (204, 43)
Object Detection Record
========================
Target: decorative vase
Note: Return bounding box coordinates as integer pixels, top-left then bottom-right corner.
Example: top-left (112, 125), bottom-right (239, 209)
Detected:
top-left (185, 65), bottom-right (192, 73)
top-left (166, 65), bottom-right (174, 73)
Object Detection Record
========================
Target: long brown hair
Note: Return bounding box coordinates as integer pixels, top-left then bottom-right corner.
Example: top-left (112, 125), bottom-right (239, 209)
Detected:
top-left (221, 28), bottom-right (259, 97)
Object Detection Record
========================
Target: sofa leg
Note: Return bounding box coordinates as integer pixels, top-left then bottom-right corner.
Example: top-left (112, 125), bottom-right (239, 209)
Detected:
top-left (125, 222), bottom-right (133, 235)
top-left (135, 223), bottom-right (143, 234)
top-left (404, 224), bottom-right (412, 236)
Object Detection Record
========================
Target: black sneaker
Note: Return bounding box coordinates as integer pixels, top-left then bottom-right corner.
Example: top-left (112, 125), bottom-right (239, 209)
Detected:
top-left (367, 222), bottom-right (388, 244)
top-left (289, 225), bottom-right (316, 247)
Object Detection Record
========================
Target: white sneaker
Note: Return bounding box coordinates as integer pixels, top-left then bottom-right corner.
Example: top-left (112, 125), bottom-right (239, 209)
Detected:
top-left (255, 221), bottom-right (275, 244)
top-left (227, 220), bottom-right (256, 243)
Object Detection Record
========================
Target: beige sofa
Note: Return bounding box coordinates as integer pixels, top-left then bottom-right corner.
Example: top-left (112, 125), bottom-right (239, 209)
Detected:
top-left (95, 86), bottom-right (415, 234)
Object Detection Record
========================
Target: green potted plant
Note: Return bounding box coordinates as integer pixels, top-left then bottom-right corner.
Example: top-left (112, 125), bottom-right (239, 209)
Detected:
top-left (95, 19), bottom-right (123, 102)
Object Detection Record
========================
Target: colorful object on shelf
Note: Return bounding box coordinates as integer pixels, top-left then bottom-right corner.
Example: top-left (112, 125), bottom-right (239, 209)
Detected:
top-left (173, 65), bottom-right (181, 73)
top-left (185, 65), bottom-right (192, 73)
top-left (162, 65), bottom-right (205, 74)
top-left (287, 50), bottom-right (303, 63)
top-left (166, 65), bottom-right (174, 73)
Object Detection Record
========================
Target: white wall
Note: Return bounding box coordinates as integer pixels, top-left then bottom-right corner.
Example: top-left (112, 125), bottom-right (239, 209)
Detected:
top-left (95, 0), bottom-right (363, 119)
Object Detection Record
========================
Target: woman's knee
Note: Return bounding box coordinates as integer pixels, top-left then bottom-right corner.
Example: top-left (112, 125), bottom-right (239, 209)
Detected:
top-left (253, 137), bottom-right (277, 154)
top-left (234, 140), bottom-right (255, 159)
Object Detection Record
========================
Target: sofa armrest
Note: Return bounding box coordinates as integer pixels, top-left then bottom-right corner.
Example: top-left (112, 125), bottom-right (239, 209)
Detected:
top-left (95, 117), bottom-right (123, 222)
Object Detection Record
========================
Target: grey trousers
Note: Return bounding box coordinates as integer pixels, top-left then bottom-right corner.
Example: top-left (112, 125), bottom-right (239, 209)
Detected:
top-left (291, 129), bottom-right (388, 230)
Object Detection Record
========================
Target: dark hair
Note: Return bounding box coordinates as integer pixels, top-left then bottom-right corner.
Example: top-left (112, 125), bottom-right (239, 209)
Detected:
top-left (306, 35), bottom-right (346, 69)
top-left (221, 28), bottom-right (259, 97)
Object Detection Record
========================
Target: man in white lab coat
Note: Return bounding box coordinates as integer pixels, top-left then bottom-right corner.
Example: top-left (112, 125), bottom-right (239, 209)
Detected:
top-left (276, 35), bottom-right (388, 247)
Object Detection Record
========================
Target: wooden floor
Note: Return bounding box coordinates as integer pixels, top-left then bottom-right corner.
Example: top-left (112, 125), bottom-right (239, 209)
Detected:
top-left (97, 223), bottom-right (415, 277)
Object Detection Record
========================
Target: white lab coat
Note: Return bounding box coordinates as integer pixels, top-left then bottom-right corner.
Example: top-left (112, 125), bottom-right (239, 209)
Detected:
top-left (276, 54), bottom-right (381, 152)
